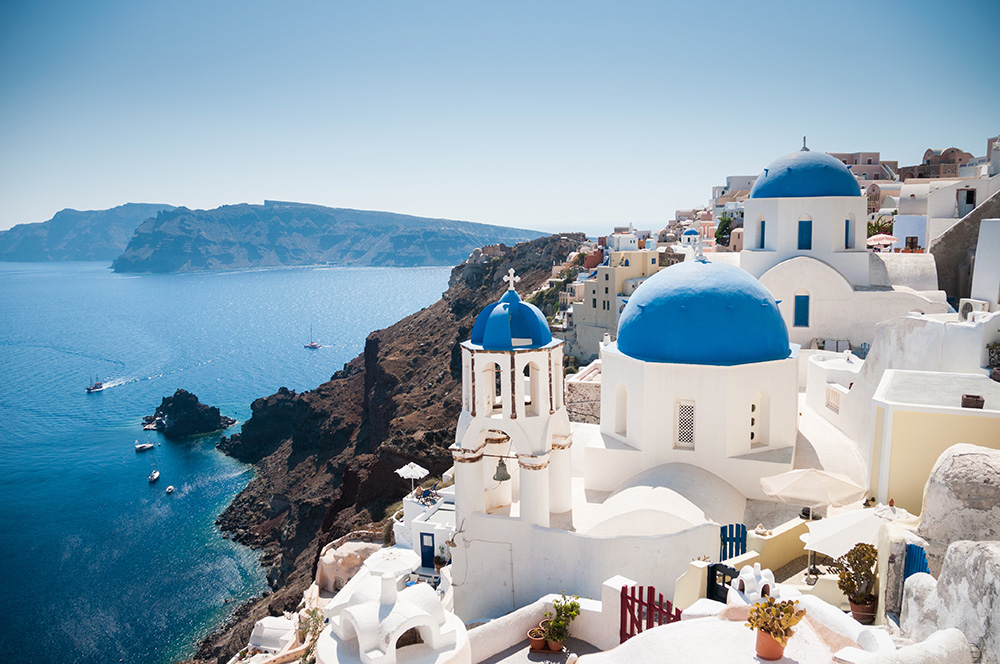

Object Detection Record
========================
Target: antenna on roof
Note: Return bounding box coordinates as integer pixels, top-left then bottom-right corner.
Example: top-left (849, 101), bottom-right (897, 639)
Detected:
top-left (801, 136), bottom-right (810, 152)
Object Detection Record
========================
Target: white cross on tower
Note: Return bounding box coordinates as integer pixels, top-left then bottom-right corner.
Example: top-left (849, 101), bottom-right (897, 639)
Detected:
top-left (503, 268), bottom-right (520, 291)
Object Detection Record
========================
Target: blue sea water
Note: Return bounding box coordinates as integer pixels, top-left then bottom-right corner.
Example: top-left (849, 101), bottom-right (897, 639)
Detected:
top-left (0, 262), bottom-right (452, 664)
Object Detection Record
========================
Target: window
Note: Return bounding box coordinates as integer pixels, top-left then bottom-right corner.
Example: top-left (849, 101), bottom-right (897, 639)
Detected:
top-left (867, 158), bottom-right (872, 165)
top-left (794, 294), bottom-right (810, 327)
top-left (906, 236), bottom-right (919, 250)
top-left (605, 274), bottom-right (609, 281)
top-left (758, 219), bottom-right (766, 249)
top-left (650, 257), bottom-right (655, 264)
top-left (605, 287), bottom-right (609, 294)
top-left (844, 219), bottom-right (852, 249)
top-left (592, 298), bottom-right (597, 308)
top-left (874, 173), bottom-right (880, 180)
top-left (615, 386), bottom-right (627, 436)
top-left (965, 190), bottom-right (976, 205)
top-left (750, 392), bottom-right (770, 447)
top-left (675, 400), bottom-right (695, 449)
top-left (798, 219), bottom-right (812, 250)
top-left (523, 363), bottom-right (540, 417)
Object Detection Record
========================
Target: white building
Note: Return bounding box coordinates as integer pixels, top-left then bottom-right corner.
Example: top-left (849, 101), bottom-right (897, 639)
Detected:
top-left (738, 146), bottom-right (949, 348)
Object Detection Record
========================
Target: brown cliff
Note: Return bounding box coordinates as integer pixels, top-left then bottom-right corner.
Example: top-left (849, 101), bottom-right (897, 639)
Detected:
top-left (186, 233), bottom-right (583, 662)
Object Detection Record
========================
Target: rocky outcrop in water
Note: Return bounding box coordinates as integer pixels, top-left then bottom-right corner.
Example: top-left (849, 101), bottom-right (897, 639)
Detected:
top-left (183, 233), bottom-right (582, 663)
top-left (112, 200), bottom-right (544, 273)
top-left (145, 389), bottom-right (237, 439)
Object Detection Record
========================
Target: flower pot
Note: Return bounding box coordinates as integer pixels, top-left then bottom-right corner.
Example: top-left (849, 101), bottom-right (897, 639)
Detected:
top-left (539, 619), bottom-right (550, 631)
top-left (755, 629), bottom-right (785, 661)
top-left (849, 599), bottom-right (876, 624)
top-left (527, 629), bottom-right (545, 650)
top-left (546, 640), bottom-right (564, 652)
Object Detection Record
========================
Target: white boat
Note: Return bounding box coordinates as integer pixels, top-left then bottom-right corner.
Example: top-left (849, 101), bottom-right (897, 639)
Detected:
top-left (166, 485), bottom-right (175, 494)
top-left (135, 441), bottom-right (154, 452)
top-left (305, 324), bottom-right (321, 349)
top-left (86, 376), bottom-right (105, 393)
top-left (148, 469), bottom-right (160, 483)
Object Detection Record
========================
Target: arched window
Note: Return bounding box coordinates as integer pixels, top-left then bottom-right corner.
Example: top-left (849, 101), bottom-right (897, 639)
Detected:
top-left (750, 392), bottom-right (770, 447)
top-left (675, 399), bottom-right (695, 449)
top-left (523, 363), bottom-right (540, 417)
top-left (844, 218), bottom-right (853, 249)
top-left (794, 290), bottom-right (810, 328)
top-left (482, 363), bottom-right (503, 415)
top-left (615, 385), bottom-right (627, 437)
top-left (758, 218), bottom-right (766, 249)
top-left (797, 218), bottom-right (812, 251)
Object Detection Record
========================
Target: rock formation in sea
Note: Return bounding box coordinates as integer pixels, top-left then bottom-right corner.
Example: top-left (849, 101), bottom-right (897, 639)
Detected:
top-left (112, 200), bottom-right (545, 273)
top-left (145, 389), bottom-right (237, 439)
top-left (183, 233), bottom-right (582, 663)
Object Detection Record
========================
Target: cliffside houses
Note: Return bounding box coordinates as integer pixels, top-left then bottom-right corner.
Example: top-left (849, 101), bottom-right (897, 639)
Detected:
top-left (225, 148), bottom-right (1000, 664)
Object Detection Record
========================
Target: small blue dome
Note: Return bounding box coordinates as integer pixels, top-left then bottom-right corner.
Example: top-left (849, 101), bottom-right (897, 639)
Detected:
top-left (470, 288), bottom-right (552, 350)
top-left (617, 260), bottom-right (790, 366)
top-left (750, 150), bottom-right (861, 199)
top-left (682, 229), bottom-right (699, 236)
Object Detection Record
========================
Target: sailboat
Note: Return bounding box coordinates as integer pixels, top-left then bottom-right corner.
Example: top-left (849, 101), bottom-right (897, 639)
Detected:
top-left (304, 324), bottom-right (321, 349)
top-left (148, 453), bottom-right (160, 483)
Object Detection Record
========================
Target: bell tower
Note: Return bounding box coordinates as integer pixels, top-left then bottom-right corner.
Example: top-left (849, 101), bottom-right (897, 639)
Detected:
top-left (452, 270), bottom-right (572, 528)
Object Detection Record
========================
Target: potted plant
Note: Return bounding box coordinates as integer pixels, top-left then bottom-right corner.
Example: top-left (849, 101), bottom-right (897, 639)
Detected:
top-left (527, 626), bottom-right (546, 650)
top-left (543, 593), bottom-right (580, 651)
top-left (987, 341), bottom-right (1000, 368)
top-left (836, 542), bottom-right (878, 624)
top-left (433, 546), bottom-right (449, 573)
top-left (745, 596), bottom-right (805, 661)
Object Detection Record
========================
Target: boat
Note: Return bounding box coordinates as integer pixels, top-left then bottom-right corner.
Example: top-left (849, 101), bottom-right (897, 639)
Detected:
top-left (165, 485), bottom-right (175, 494)
top-left (148, 469), bottom-right (160, 483)
top-left (135, 441), bottom-right (154, 452)
top-left (86, 376), bottom-right (105, 393)
top-left (305, 324), bottom-right (321, 349)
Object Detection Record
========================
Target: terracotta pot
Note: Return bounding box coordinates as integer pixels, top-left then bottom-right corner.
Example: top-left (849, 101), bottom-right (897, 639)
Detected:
top-left (546, 640), bottom-right (564, 652)
top-left (755, 629), bottom-right (785, 661)
top-left (527, 630), bottom-right (545, 650)
top-left (538, 619), bottom-right (550, 631)
top-left (849, 599), bottom-right (876, 624)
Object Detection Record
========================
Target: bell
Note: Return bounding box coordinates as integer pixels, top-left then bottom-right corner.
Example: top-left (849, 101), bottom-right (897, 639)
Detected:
top-left (493, 457), bottom-right (511, 483)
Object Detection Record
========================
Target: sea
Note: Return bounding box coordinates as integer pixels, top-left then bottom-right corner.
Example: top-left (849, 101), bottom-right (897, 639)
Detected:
top-left (0, 261), bottom-right (452, 664)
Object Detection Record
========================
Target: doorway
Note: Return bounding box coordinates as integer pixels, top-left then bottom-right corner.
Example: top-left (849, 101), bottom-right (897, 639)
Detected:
top-left (420, 533), bottom-right (435, 569)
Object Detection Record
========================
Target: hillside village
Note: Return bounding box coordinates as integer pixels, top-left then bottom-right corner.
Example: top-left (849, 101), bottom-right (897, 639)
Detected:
top-left (213, 136), bottom-right (1000, 664)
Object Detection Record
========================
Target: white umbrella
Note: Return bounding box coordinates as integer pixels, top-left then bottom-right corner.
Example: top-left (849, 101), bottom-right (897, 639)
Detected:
top-left (760, 469), bottom-right (867, 512)
top-left (395, 462), bottom-right (429, 492)
top-left (761, 468), bottom-right (867, 575)
top-left (804, 503), bottom-right (916, 560)
top-left (866, 233), bottom-right (898, 246)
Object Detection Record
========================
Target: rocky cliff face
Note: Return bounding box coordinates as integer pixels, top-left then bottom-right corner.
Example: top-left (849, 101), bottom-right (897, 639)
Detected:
top-left (186, 233), bottom-right (583, 663)
top-left (113, 201), bottom-right (544, 273)
top-left (0, 203), bottom-right (175, 262)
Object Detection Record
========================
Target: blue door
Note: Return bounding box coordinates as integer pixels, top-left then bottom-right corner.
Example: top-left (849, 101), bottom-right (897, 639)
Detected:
top-left (420, 533), bottom-right (435, 569)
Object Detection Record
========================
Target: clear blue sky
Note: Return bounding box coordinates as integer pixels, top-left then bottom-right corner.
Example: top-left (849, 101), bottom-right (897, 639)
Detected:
top-left (1, 0), bottom-right (998, 235)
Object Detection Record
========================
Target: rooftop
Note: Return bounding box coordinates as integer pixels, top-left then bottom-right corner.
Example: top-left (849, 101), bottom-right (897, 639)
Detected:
top-left (876, 370), bottom-right (1000, 411)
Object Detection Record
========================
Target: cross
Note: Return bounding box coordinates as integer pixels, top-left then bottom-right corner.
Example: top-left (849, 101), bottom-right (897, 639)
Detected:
top-left (503, 268), bottom-right (520, 290)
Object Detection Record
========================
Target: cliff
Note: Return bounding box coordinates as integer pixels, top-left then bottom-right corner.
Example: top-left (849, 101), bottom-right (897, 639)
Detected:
top-left (186, 233), bottom-right (583, 663)
top-left (112, 201), bottom-right (544, 273)
top-left (0, 203), bottom-right (176, 262)
top-left (145, 389), bottom-right (237, 439)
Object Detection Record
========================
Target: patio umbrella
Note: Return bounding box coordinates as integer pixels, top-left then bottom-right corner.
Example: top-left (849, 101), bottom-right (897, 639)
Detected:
top-left (804, 503), bottom-right (916, 560)
top-left (761, 468), bottom-right (867, 574)
top-left (866, 234), bottom-right (898, 246)
top-left (395, 462), bottom-right (429, 492)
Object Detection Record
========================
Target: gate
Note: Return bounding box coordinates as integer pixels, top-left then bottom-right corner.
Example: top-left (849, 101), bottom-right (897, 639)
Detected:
top-left (720, 523), bottom-right (747, 561)
top-left (620, 585), bottom-right (682, 644)
top-left (903, 543), bottom-right (929, 580)
top-left (707, 563), bottom-right (739, 603)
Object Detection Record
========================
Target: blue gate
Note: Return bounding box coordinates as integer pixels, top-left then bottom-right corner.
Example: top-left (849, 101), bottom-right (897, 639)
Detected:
top-left (720, 523), bottom-right (747, 562)
top-left (903, 543), bottom-right (929, 580)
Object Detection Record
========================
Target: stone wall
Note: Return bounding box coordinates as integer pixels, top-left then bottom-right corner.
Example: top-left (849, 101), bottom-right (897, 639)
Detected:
top-left (930, 189), bottom-right (1000, 302)
top-left (917, 444), bottom-right (1000, 575)
top-left (902, 541), bottom-right (1000, 663)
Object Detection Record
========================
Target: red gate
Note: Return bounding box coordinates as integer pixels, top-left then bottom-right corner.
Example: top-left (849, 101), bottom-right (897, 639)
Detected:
top-left (620, 585), bottom-right (682, 643)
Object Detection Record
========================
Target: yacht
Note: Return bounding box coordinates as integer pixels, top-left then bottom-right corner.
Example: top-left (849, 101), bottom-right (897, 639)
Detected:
top-left (165, 485), bottom-right (175, 494)
top-left (148, 469), bottom-right (160, 483)
top-left (305, 324), bottom-right (321, 349)
top-left (135, 440), bottom-right (154, 452)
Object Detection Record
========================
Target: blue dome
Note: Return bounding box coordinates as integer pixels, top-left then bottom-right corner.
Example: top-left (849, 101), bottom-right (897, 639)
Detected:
top-left (617, 260), bottom-right (790, 366)
top-left (470, 288), bottom-right (552, 350)
top-left (749, 150), bottom-right (861, 199)
top-left (682, 229), bottom-right (699, 236)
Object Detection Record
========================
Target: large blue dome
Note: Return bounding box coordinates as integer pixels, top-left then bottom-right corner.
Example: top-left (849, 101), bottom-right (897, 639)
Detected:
top-left (470, 288), bottom-right (552, 350)
top-left (749, 150), bottom-right (861, 199)
top-left (617, 260), bottom-right (790, 366)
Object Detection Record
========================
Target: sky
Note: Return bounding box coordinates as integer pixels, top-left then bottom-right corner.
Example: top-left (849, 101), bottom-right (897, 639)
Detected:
top-left (1, 0), bottom-right (998, 237)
